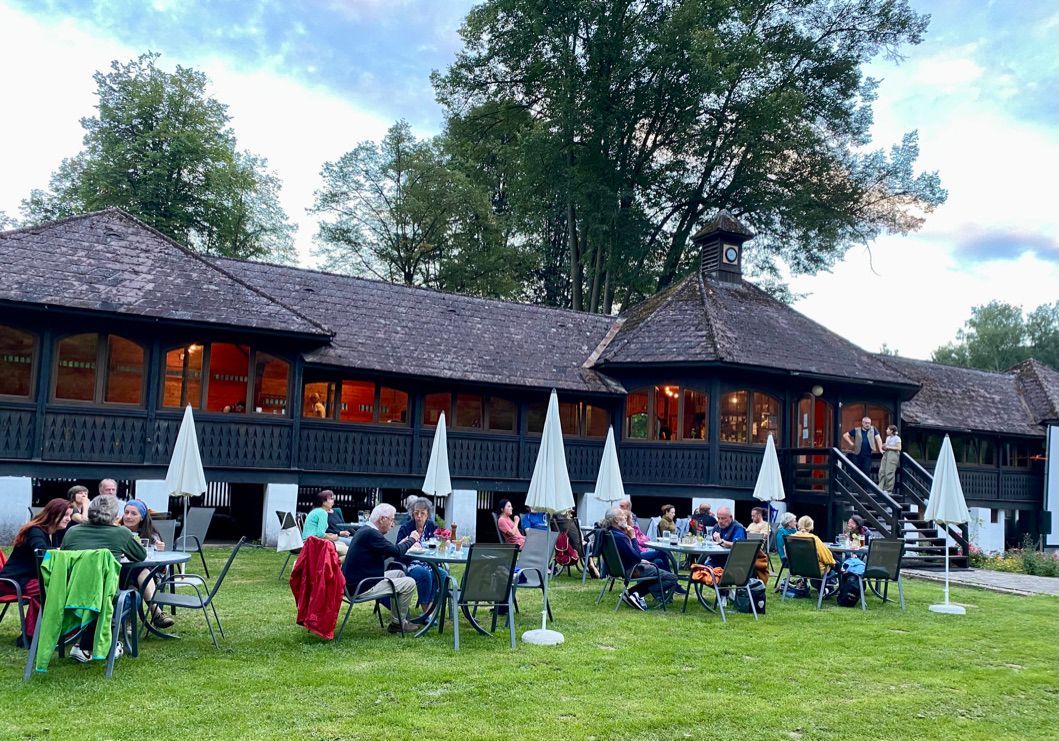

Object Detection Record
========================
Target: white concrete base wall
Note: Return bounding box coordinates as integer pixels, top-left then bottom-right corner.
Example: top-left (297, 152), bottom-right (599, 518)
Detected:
top-left (0, 476), bottom-right (32, 545)
top-left (578, 492), bottom-right (611, 527)
top-left (135, 479), bottom-right (170, 514)
top-left (262, 483), bottom-right (299, 546)
top-left (447, 490), bottom-right (477, 543)
top-left (968, 507), bottom-right (1005, 554)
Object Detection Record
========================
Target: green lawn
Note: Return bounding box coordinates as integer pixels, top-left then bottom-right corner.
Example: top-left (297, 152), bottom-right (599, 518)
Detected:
top-left (0, 548), bottom-right (1055, 740)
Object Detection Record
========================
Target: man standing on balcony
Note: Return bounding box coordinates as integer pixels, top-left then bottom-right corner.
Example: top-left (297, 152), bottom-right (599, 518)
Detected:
top-left (843, 417), bottom-right (883, 479)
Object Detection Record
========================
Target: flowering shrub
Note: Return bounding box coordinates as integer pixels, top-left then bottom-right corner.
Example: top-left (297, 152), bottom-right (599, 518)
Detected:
top-left (434, 528), bottom-right (452, 539)
top-left (971, 537), bottom-right (1059, 577)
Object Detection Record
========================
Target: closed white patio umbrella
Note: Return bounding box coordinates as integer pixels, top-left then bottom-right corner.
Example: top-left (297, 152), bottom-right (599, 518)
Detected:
top-left (422, 412), bottom-right (452, 499)
top-left (924, 435), bottom-right (971, 615)
top-left (592, 426), bottom-right (625, 505)
top-left (164, 405), bottom-right (208, 543)
top-left (522, 390), bottom-right (575, 646)
top-left (752, 433), bottom-right (785, 505)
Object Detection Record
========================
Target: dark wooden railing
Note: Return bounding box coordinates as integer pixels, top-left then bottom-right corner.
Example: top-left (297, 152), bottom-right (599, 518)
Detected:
top-left (830, 448), bottom-right (901, 538)
top-left (897, 453), bottom-right (971, 559)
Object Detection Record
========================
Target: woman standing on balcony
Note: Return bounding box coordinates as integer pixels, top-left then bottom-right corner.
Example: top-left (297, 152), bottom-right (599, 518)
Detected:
top-left (878, 425), bottom-right (902, 493)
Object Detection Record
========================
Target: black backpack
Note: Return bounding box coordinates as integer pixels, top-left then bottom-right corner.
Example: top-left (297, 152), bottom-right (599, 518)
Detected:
top-left (733, 578), bottom-right (766, 615)
top-left (837, 572), bottom-right (862, 607)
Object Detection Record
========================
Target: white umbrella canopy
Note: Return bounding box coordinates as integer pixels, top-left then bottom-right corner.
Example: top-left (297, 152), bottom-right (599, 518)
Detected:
top-left (524, 390), bottom-right (575, 515)
top-left (752, 434), bottom-right (785, 503)
top-left (522, 390), bottom-right (573, 647)
top-left (164, 405), bottom-right (208, 544)
top-left (925, 435), bottom-right (971, 615)
top-left (422, 412), bottom-right (452, 498)
top-left (592, 426), bottom-right (626, 504)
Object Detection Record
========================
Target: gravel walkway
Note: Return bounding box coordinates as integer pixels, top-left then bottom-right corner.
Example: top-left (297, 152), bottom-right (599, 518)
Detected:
top-left (903, 567), bottom-right (1059, 597)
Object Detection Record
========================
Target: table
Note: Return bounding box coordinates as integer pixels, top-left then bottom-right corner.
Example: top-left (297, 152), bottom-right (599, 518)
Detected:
top-left (129, 550), bottom-right (191, 639)
top-left (646, 539), bottom-right (730, 612)
top-left (406, 547), bottom-right (473, 639)
top-left (335, 522), bottom-right (368, 533)
top-left (827, 543), bottom-right (868, 557)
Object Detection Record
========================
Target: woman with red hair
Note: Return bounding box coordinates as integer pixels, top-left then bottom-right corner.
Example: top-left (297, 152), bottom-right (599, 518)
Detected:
top-left (0, 498), bottom-right (72, 642)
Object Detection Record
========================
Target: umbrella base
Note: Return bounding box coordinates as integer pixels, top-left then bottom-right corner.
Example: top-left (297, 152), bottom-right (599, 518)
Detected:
top-left (522, 628), bottom-right (565, 645)
top-left (928, 603), bottom-right (966, 615)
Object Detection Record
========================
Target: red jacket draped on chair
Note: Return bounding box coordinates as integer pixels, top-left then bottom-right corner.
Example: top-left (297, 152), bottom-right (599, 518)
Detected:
top-left (290, 536), bottom-right (346, 640)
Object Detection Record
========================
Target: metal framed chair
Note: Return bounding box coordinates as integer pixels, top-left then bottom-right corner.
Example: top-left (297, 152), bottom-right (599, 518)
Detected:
top-left (449, 543), bottom-right (520, 651)
top-left (174, 506), bottom-right (215, 578)
top-left (853, 539), bottom-right (906, 610)
top-left (596, 531), bottom-right (672, 611)
top-left (704, 540), bottom-right (762, 623)
top-left (514, 529), bottom-right (557, 622)
top-left (153, 519), bottom-right (177, 550)
top-left (490, 512), bottom-right (504, 543)
top-left (0, 551), bottom-right (31, 645)
top-left (782, 536), bottom-right (834, 609)
top-left (582, 526), bottom-right (605, 585)
top-left (276, 511), bottom-right (304, 580)
top-left (336, 566), bottom-right (408, 641)
top-left (28, 506), bottom-right (43, 519)
top-left (149, 538), bottom-right (247, 648)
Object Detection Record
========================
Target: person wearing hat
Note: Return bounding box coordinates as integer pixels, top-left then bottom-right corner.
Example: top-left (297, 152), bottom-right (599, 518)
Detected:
top-left (121, 499), bottom-right (165, 550)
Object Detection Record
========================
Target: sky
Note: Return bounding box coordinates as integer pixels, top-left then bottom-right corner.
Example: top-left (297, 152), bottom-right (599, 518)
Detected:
top-left (0, 0), bottom-right (1056, 361)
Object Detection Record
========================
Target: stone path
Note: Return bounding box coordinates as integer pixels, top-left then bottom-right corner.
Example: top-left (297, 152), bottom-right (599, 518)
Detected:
top-left (903, 567), bottom-right (1059, 597)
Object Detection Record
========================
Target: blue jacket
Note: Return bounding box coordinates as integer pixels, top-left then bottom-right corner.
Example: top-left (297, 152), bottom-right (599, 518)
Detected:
top-left (716, 520), bottom-right (747, 544)
top-left (775, 526), bottom-right (797, 560)
top-left (396, 518), bottom-right (436, 542)
top-left (608, 527), bottom-right (643, 576)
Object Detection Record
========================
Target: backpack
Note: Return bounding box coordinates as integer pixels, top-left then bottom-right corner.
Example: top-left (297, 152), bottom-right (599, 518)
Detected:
top-left (783, 578), bottom-right (811, 598)
top-left (733, 578), bottom-right (767, 614)
top-left (553, 531), bottom-right (579, 566)
top-left (837, 572), bottom-right (862, 607)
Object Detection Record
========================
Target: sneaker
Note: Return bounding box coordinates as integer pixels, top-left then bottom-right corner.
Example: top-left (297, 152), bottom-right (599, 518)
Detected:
top-left (152, 611), bottom-right (175, 629)
top-left (69, 646), bottom-right (91, 663)
top-left (387, 620), bottom-right (418, 634)
top-left (620, 590), bottom-right (646, 611)
top-left (112, 641), bottom-right (124, 658)
top-left (635, 594), bottom-right (649, 611)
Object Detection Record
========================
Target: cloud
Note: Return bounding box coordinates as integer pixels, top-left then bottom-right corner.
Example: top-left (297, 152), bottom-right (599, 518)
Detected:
top-left (954, 231), bottom-right (1059, 264)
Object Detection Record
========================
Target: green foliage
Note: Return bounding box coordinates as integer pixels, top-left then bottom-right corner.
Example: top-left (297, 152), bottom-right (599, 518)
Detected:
top-left (879, 343), bottom-right (900, 356)
top-left (434, 0), bottom-right (946, 311)
top-left (311, 120), bottom-right (532, 297)
top-left (933, 300), bottom-right (1059, 371)
top-left (0, 548), bottom-right (1057, 738)
top-left (19, 53), bottom-right (295, 261)
top-left (971, 537), bottom-right (1059, 577)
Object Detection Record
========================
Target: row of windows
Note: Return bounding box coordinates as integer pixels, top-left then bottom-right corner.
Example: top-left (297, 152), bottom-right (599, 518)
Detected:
top-left (905, 432), bottom-right (1043, 469)
top-left (624, 386), bottom-right (782, 445)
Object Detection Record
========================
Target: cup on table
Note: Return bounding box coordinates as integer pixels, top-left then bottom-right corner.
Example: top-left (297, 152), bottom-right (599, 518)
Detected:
top-left (454, 539), bottom-right (463, 553)
top-left (427, 539), bottom-right (437, 550)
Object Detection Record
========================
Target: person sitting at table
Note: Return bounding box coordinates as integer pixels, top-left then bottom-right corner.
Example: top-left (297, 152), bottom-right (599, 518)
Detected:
top-left (121, 500), bottom-right (165, 550)
top-left (657, 504), bottom-right (678, 536)
top-left (302, 490), bottom-right (349, 557)
top-left (846, 514), bottom-right (870, 547)
top-left (690, 503), bottom-right (717, 533)
top-left (341, 503), bottom-right (420, 635)
top-left (775, 512), bottom-right (798, 567)
top-left (67, 485), bottom-right (90, 526)
top-left (747, 507), bottom-right (770, 537)
top-left (615, 510), bottom-right (670, 571)
top-left (703, 506), bottom-right (746, 570)
top-left (396, 496), bottom-right (441, 620)
top-left (496, 499), bottom-right (525, 548)
top-left (604, 508), bottom-right (681, 610)
top-left (63, 495), bottom-right (174, 629)
top-left (790, 515), bottom-right (836, 590)
top-left (0, 498), bottom-right (72, 644)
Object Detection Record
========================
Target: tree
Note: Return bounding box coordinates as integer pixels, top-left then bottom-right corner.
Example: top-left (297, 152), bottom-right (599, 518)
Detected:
top-left (311, 120), bottom-right (532, 297)
top-left (932, 301), bottom-right (1059, 371)
top-left (20, 53), bottom-right (296, 261)
top-left (0, 210), bottom-right (15, 230)
top-left (434, 0), bottom-right (946, 312)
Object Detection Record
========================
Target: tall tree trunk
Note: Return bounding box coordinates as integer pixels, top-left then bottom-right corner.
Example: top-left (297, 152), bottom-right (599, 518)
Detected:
top-left (603, 267), bottom-right (614, 314)
top-left (567, 196), bottom-right (581, 311)
top-left (588, 236), bottom-right (604, 313)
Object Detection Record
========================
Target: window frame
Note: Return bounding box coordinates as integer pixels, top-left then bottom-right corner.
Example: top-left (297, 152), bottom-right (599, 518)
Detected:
top-left (719, 388), bottom-right (782, 446)
top-left (52, 331), bottom-right (146, 407)
top-left (0, 324), bottom-right (38, 401)
top-left (161, 342), bottom-right (290, 416)
top-left (623, 385), bottom-right (709, 443)
top-left (300, 377), bottom-right (410, 427)
top-left (424, 391), bottom-right (519, 435)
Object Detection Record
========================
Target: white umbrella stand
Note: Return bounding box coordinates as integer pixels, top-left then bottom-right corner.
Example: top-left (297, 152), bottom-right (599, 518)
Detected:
top-left (522, 390), bottom-right (575, 647)
top-left (925, 435), bottom-right (971, 616)
top-left (164, 405), bottom-right (208, 546)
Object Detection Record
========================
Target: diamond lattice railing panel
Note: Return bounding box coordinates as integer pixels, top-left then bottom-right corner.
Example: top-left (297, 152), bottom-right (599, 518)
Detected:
top-left (717, 446), bottom-right (761, 487)
top-left (0, 409), bottom-right (35, 459)
top-left (300, 427), bottom-right (412, 474)
top-left (620, 445), bottom-right (708, 484)
top-left (152, 417), bottom-right (291, 468)
top-left (43, 412), bottom-right (146, 463)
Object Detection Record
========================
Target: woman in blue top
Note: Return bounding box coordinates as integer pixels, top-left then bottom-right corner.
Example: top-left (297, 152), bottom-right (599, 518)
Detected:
top-left (774, 512), bottom-right (798, 566)
top-left (396, 497), bottom-right (441, 618)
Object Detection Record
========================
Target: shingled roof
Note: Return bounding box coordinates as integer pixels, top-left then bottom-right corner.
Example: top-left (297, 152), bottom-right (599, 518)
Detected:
top-left (596, 272), bottom-right (913, 386)
top-left (213, 257), bottom-right (623, 395)
top-left (877, 355), bottom-right (1043, 436)
top-left (0, 209), bottom-right (329, 338)
top-left (1011, 358), bottom-right (1059, 424)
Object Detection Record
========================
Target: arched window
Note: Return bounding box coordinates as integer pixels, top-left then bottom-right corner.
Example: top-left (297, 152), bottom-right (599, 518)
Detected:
top-left (0, 325), bottom-right (36, 398)
top-left (378, 387), bottom-right (409, 425)
top-left (164, 343), bottom-right (287, 415)
top-left (625, 385), bottom-right (709, 442)
top-left (720, 390), bottom-right (781, 444)
top-left (164, 343), bottom-right (205, 408)
top-left (840, 403), bottom-right (892, 443)
top-left (205, 343), bottom-right (250, 413)
top-left (54, 333), bottom-right (144, 405)
top-left (340, 380), bottom-right (375, 423)
top-left (252, 353), bottom-right (289, 414)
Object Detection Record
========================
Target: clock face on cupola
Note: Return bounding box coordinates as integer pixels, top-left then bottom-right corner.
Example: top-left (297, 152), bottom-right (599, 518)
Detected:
top-left (723, 245), bottom-right (740, 265)
top-left (692, 210), bottom-right (753, 284)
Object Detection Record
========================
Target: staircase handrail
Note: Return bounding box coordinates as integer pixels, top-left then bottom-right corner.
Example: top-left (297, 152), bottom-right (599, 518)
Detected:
top-left (830, 448), bottom-right (901, 537)
top-left (895, 452), bottom-right (970, 557)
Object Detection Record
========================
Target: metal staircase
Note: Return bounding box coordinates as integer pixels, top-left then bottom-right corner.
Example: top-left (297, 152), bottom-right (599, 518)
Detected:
top-left (788, 447), bottom-right (968, 569)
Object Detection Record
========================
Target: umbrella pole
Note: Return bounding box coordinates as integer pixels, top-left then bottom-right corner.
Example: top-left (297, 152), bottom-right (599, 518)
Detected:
top-left (182, 497), bottom-right (188, 551)
top-left (943, 533), bottom-right (950, 606)
top-left (541, 570), bottom-right (549, 631)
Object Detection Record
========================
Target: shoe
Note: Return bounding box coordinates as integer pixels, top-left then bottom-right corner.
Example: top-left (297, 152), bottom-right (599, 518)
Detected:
top-left (112, 641), bottom-right (124, 658)
top-left (69, 646), bottom-right (91, 663)
top-left (387, 620), bottom-right (418, 634)
top-left (619, 590), bottom-right (646, 611)
top-left (409, 612), bottom-right (431, 625)
top-left (152, 612), bottom-right (175, 629)
top-left (635, 594), bottom-right (649, 610)
top-left (588, 562), bottom-right (600, 579)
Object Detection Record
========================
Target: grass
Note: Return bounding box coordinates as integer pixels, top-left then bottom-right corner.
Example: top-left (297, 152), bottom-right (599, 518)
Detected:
top-left (0, 548), bottom-right (1056, 740)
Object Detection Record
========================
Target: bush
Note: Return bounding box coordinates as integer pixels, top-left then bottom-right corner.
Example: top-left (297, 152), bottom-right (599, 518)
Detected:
top-left (972, 536), bottom-right (1059, 577)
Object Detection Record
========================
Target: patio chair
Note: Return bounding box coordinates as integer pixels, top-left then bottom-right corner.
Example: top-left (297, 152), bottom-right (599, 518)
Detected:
top-left (852, 539), bottom-right (906, 610)
top-left (514, 529), bottom-right (557, 622)
top-left (0, 550), bottom-right (31, 645)
top-left (153, 519), bottom-right (177, 550)
top-left (336, 560), bottom-right (409, 641)
top-left (782, 536), bottom-right (834, 609)
top-left (276, 511), bottom-right (304, 580)
top-left (702, 540), bottom-right (762, 623)
top-left (636, 516), bottom-right (651, 536)
top-left (491, 512), bottom-right (504, 543)
top-left (149, 537), bottom-right (247, 648)
top-left (645, 517), bottom-right (660, 540)
top-left (23, 549), bottom-right (139, 680)
top-left (174, 506), bottom-right (215, 578)
top-left (28, 506), bottom-right (43, 519)
top-left (449, 543), bottom-right (520, 651)
top-left (596, 531), bottom-right (672, 611)
top-left (582, 526), bottom-right (605, 585)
